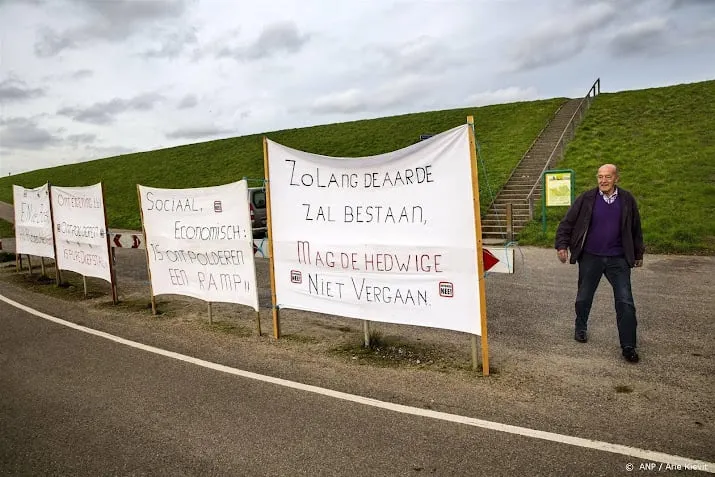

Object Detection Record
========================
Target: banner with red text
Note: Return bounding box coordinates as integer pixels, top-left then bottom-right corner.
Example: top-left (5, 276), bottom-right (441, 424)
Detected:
top-left (138, 181), bottom-right (259, 310)
top-left (266, 124), bottom-right (482, 334)
top-left (13, 183), bottom-right (55, 259)
top-left (51, 184), bottom-right (112, 283)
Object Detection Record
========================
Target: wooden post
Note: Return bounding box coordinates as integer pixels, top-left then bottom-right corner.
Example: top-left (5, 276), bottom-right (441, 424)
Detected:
top-left (263, 137), bottom-right (281, 339)
top-left (40, 257), bottom-right (46, 277)
top-left (101, 182), bottom-right (118, 304)
top-left (471, 335), bottom-right (478, 371)
top-left (208, 302), bottom-right (213, 325)
top-left (363, 320), bottom-right (371, 348)
top-left (110, 248), bottom-right (119, 302)
top-left (48, 183), bottom-right (63, 287)
top-left (137, 185), bottom-right (157, 315)
top-left (255, 311), bottom-right (262, 336)
top-left (505, 203), bottom-right (513, 243)
top-left (83, 275), bottom-right (88, 298)
top-left (16, 253), bottom-right (21, 273)
top-left (26, 255), bottom-right (32, 275)
top-left (528, 196), bottom-right (534, 220)
top-left (467, 116), bottom-right (490, 376)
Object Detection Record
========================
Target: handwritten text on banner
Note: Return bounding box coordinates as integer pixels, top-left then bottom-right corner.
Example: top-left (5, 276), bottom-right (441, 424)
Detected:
top-left (266, 124), bottom-right (482, 334)
top-left (139, 181), bottom-right (259, 310)
top-left (13, 183), bottom-right (55, 259)
top-left (51, 183), bottom-right (112, 283)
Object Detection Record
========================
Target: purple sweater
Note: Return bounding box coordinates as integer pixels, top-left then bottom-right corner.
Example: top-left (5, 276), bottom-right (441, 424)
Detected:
top-left (584, 195), bottom-right (624, 257)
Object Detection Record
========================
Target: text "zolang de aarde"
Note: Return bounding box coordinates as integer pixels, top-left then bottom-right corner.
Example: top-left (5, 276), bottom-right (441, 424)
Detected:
top-left (286, 160), bottom-right (434, 189)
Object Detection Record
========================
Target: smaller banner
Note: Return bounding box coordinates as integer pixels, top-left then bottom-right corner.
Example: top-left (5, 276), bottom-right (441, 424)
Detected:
top-left (13, 183), bottom-right (55, 259)
top-left (138, 180), bottom-right (259, 310)
top-left (51, 183), bottom-right (112, 283)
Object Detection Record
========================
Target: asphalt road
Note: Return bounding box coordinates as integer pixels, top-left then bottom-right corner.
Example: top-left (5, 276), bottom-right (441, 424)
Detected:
top-left (1, 199), bottom-right (714, 475)
top-left (4, 300), bottom-right (707, 477)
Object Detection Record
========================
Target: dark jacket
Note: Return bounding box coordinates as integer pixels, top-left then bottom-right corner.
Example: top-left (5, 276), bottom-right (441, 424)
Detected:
top-left (554, 187), bottom-right (644, 267)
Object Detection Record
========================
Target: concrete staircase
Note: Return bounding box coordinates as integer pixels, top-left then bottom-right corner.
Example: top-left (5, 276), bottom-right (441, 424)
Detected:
top-left (481, 95), bottom-right (590, 243)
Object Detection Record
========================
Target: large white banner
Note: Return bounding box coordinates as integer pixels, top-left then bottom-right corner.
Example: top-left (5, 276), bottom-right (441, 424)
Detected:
top-left (51, 183), bottom-right (112, 283)
top-left (266, 124), bottom-right (483, 335)
top-left (13, 183), bottom-right (55, 259)
top-left (138, 181), bottom-right (259, 310)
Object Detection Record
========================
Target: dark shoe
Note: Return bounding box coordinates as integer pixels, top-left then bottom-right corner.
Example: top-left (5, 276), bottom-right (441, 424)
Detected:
top-left (622, 347), bottom-right (639, 363)
top-left (574, 330), bottom-right (587, 343)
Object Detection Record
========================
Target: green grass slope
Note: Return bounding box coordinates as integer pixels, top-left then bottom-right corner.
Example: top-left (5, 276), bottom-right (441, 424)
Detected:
top-left (0, 99), bottom-right (565, 229)
top-left (0, 218), bottom-right (13, 238)
top-left (519, 80), bottom-right (715, 254)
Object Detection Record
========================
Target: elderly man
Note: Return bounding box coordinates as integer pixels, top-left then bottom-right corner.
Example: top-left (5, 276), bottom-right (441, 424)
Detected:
top-left (555, 164), bottom-right (645, 363)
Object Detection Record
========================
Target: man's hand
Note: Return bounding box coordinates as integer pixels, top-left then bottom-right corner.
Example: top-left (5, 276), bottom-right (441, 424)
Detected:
top-left (635, 259), bottom-right (643, 268)
top-left (557, 249), bottom-right (568, 263)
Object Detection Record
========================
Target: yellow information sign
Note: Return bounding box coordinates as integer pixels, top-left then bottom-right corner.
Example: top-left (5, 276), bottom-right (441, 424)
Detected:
top-left (545, 172), bottom-right (573, 207)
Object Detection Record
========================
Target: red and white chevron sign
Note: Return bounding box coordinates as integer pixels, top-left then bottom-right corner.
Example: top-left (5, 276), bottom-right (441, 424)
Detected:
top-left (110, 233), bottom-right (144, 249)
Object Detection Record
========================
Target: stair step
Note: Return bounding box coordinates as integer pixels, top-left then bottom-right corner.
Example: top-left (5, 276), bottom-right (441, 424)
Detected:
top-left (490, 204), bottom-right (531, 210)
top-left (486, 95), bottom-right (591, 217)
top-left (498, 193), bottom-right (535, 199)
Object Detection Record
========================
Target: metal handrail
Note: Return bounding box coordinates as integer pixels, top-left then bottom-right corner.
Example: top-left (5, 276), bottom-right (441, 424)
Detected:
top-left (525, 78), bottom-right (600, 217)
top-left (483, 99), bottom-right (568, 215)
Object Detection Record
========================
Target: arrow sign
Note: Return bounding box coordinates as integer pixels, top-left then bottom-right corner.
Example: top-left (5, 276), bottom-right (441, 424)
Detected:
top-left (483, 248), bottom-right (500, 272)
top-left (109, 232), bottom-right (146, 249)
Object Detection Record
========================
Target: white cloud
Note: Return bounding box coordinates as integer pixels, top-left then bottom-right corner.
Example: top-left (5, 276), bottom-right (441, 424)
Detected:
top-left (33, 0), bottom-right (191, 57)
top-left (466, 87), bottom-right (540, 107)
top-left (213, 21), bottom-right (311, 61)
top-left (609, 18), bottom-right (672, 57)
top-left (57, 92), bottom-right (166, 125)
top-left (0, 76), bottom-right (45, 102)
top-left (165, 125), bottom-right (234, 140)
top-left (0, 0), bottom-right (713, 177)
top-left (0, 117), bottom-right (61, 150)
top-left (508, 2), bottom-right (617, 71)
top-left (305, 75), bottom-right (440, 115)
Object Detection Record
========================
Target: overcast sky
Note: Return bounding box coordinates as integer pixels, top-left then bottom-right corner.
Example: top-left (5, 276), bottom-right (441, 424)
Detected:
top-left (1, 0), bottom-right (714, 177)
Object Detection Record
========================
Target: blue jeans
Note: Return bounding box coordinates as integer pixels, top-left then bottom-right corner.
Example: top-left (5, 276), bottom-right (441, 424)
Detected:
top-left (575, 252), bottom-right (637, 349)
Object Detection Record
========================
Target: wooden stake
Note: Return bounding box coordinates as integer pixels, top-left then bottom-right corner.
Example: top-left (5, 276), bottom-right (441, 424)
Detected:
top-left (363, 320), bottom-right (371, 348)
top-left (137, 185), bottom-right (157, 315)
top-left (40, 257), bottom-right (46, 277)
top-left (48, 182), bottom-right (63, 287)
top-left (256, 311), bottom-right (262, 336)
top-left (26, 255), bottom-right (32, 275)
top-left (208, 302), bottom-right (213, 325)
top-left (467, 116), bottom-right (490, 376)
top-left (506, 203), bottom-right (513, 243)
top-left (101, 182), bottom-right (118, 304)
top-left (110, 248), bottom-right (119, 302)
top-left (263, 137), bottom-right (281, 339)
top-left (83, 275), bottom-right (88, 298)
top-left (471, 335), bottom-right (478, 371)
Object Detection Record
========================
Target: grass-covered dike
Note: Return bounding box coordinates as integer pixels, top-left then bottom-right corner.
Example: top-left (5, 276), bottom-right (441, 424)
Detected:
top-left (1, 79), bottom-right (713, 254)
top-left (518, 80), bottom-right (715, 254)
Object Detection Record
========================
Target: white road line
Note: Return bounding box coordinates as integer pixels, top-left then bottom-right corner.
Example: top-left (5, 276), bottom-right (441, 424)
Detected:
top-left (1, 293), bottom-right (713, 473)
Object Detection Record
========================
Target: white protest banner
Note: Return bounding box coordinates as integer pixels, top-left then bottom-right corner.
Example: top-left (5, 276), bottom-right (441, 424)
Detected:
top-left (266, 124), bottom-right (483, 335)
top-left (138, 181), bottom-right (259, 310)
top-left (13, 183), bottom-right (55, 259)
top-left (50, 183), bottom-right (113, 283)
